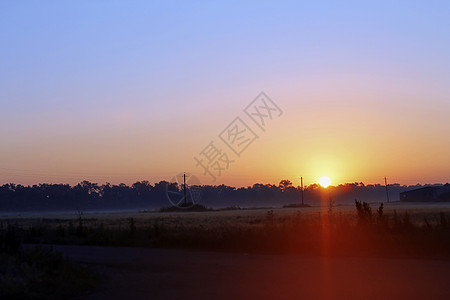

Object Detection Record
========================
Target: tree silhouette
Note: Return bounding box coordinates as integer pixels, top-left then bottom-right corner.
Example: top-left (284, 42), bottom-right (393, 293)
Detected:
top-left (279, 179), bottom-right (293, 192)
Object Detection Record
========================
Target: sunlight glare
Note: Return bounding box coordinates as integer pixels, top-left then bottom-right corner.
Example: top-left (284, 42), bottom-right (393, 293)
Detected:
top-left (319, 176), bottom-right (331, 188)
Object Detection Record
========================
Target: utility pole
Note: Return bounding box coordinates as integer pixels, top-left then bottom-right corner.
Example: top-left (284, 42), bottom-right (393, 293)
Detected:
top-left (301, 177), bottom-right (304, 206)
top-left (183, 173), bottom-right (187, 205)
top-left (384, 176), bottom-right (390, 203)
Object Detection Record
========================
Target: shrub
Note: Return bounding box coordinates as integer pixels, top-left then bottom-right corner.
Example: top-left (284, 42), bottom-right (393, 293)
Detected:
top-left (0, 246), bottom-right (97, 300)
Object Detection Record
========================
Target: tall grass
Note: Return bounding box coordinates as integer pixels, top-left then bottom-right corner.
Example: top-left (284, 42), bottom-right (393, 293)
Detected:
top-left (4, 202), bottom-right (450, 258)
top-left (0, 224), bottom-right (98, 300)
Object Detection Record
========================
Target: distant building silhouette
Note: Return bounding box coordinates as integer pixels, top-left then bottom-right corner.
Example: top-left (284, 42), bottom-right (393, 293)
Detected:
top-left (400, 184), bottom-right (450, 202)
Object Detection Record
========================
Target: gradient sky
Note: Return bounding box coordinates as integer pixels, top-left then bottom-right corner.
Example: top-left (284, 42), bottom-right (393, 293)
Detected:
top-left (1, 1), bottom-right (449, 187)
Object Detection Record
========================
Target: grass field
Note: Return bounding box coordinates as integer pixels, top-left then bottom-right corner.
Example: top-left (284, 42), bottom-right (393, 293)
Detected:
top-left (2, 201), bottom-right (450, 228)
top-left (2, 201), bottom-right (450, 299)
top-left (2, 201), bottom-right (450, 258)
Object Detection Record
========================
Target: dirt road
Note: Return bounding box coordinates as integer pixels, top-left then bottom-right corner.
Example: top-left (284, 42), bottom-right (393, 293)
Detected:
top-left (54, 245), bottom-right (450, 300)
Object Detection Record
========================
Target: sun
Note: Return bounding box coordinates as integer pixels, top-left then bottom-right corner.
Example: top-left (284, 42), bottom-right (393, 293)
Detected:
top-left (319, 176), bottom-right (331, 188)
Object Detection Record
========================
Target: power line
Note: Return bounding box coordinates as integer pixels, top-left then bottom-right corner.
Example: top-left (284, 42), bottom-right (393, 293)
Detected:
top-left (183, 172), bottom-right (187, 206)
top-left (384, 176), bottom-right (390, 203)
top-left (301, 176), bottom-right (304, 205)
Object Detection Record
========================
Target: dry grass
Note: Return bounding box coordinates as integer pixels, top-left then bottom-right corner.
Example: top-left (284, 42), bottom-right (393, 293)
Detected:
top-left (2, 202), bottom-right (450, 258)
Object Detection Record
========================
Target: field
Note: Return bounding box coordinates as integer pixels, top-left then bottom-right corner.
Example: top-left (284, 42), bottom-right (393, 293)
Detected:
top-left (3, 201), bottom-right (450, 226)
top-left (2, 201), bottom-right (450, 257)
top-left (2, 201), bottom-right (450, 299)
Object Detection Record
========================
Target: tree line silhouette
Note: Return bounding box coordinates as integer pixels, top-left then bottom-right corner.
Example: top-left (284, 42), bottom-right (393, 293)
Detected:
top-left (0, 180), bottom-right (447, 212)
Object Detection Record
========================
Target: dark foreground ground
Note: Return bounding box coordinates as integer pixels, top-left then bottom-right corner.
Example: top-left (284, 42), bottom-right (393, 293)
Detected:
top-left (47, 245), bottom-right (450, 300)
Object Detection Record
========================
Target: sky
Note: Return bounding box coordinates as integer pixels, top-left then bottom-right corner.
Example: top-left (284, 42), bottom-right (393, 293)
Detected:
top-left (0, 1), bottom-right (449, 187)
